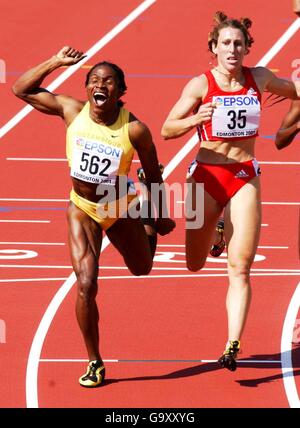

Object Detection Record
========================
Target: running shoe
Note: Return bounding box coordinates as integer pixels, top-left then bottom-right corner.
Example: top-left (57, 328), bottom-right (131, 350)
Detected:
top-left (218, 340), bottom-right (241, 372)
top-left (210, 218), bottom-right (225, 257)
top-left (79, 360), bottom-right (105, 388)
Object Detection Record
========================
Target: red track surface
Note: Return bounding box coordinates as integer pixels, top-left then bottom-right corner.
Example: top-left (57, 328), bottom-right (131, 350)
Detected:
top-left (0, 0), bottom-right (299, 408)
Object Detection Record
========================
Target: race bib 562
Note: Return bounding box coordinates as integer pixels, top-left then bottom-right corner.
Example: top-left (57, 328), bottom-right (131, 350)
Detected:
top-left (71, 137), bottom-right (123, 184)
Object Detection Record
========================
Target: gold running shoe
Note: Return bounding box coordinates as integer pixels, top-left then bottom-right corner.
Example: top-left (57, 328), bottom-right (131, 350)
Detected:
top-left (210, 218), bottom-right (225, 257)
top-left (218, 340), bottom-right (241, 372)
top-left (79, 360), bottom-right (105, 388)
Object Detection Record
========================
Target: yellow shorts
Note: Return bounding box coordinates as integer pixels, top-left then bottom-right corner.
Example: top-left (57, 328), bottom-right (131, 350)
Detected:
top-left (70, 188), bottom-right (139, 231)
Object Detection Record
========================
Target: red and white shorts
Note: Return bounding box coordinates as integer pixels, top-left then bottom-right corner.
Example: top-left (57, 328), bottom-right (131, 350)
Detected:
top-left (187, 158), bottom-right (261, 207)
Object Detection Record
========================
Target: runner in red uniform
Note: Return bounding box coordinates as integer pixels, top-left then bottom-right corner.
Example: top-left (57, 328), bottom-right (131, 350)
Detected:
top-left (162, 11), bottom-right (300, 370)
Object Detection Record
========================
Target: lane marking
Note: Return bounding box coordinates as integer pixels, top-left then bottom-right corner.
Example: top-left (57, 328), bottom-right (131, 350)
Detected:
top-left (24, 0), bottom-right (158, 409)
top-left (0, 250), bottom-right (38, 260)
top-left (0, 0), bottom-right (157, 140)
top-left (177, 201), bottom-right (300, 206)
top-left (1, 198), bottom-right (297, 205)
top-left (262, 202), bottom-right (300, 206)
top-left (0, 242), bottom-right (65, 246)
top-left (1, 265), bottom-right (299, 272)
top-left (256, 18), bottom-right (300, 66)
top-left (0, 220), bottom-right (50, 223)
top-left (39, 358), bottom-right (281, 364)
top-left (260, 161), bottom-right (300, 165)
top-left (0, 198), bottom-right (68, 202)
top-left (6, 157), bottom-right (300, 165)
top-left (7, 158), bottom-right (67, 162)
top-left (1, 272), bottom-right (299, 283)
top-left (25, 14), bottom-right (300, 409)
top-left (281, 281), bottom-right (300, 408)
top-left (157, 245), bottom-right (289, 249)
top-left (7, 157), bottom-right (140, 163)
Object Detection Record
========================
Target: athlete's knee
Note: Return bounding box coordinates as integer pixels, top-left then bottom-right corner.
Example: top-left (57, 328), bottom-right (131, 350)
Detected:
top-left (76, 271), bottom-right (98, 302)
top-left (129, 259), bottom-right (153, 276)
top-left (186, 257), bottom-right (206, 272)
top-left (227, 258), bottom-right (251, 280)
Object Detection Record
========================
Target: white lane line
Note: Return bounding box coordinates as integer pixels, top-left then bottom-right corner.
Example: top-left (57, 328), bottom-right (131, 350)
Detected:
top-left (95, 273), bottom-right (300, 279)
top-left (260, 161), bottom-right (300, 165)
top-left (256, 18), bottom-right (300, 66)
top-left (157, 245), bottom-right (289, 249)
top-left (162, 133), bottom-right (199, 180)
top-left (6, 158), bottom-right (300, 165)
top-left (1, 197), bottom-right (299, 205)
top-left (176, 201), bottom-right (300, 206)
top-left (25, 0), bottom-right (158, 409)
top-left (0, 278), bottom-right (70, 283)
top-left (0, 242), bottom-right (65, 246)
top-left (0, 198), bottom-right (68, 202)
top-left (25, 14), bottom-right (299, 409)
top-left (281, 281), bottom-right (300, 408)
top-left (262, 202), bottom-right (300, 206)
top-left (258, 246), bottom-right (289, 249)
top-left (7, 157), bottom-right (141, 163)
top-left (6, 158), bottom-right (68, 162)
top-left (39, 358), bottom-right (280, 364)
top-left (0, 220), bottom-right (50, 223)
top-left (1, 265), bottom-right (299, 273)
top-left (0, 0), bottom-right (157, 140)
top-left (2, 272), bottom-right (298, 283)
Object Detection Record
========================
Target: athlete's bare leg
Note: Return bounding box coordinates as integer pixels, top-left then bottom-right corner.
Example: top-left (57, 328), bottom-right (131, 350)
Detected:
top-left (67, 202), bottom-right (103, 362)
top-left (224, 176), bottom-right (261, 341)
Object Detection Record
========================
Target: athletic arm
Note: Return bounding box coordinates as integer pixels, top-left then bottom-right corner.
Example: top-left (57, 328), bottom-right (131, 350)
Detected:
top-left (294, 0), bottom-right (300, 16)
top-left (129, 119), bottom-right (175, 235)
top-left (12, 46), bottom-right (86, 119)
top-left (254, 67), bottom-right (300, 99)
top-left (275, 100), bottom-right (300, 149)
top-left (161, 75), bottom-right (215, 139)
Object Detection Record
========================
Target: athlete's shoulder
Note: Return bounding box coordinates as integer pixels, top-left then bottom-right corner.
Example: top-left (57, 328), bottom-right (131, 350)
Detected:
top-left (128, 113), bottom-right (151, 141)
top-left (64, 98), bottom-right (86, 126)
top-left (182, 73), bottom-right (209, 99)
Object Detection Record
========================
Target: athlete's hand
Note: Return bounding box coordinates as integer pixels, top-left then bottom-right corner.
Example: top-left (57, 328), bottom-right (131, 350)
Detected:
top-left (155, 217), bottom-right (176, 236)
top-left (193, 102), bottom-right (216, 126)
top-left (54, 46), bottom-right (86, 66)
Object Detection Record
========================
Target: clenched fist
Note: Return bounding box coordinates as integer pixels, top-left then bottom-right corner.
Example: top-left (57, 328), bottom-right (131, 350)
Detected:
top-left (54, 46), bottom-right (86, 66)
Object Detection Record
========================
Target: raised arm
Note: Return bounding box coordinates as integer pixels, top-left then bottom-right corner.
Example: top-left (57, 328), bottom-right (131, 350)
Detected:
top-left (275, 100), bottom-right (300, 149)
top-left (129, 117), bottom-right (175, 235)
top-left (12, 46), bottom-right (86, 120)
top-left (161, 75), bottom-right (216, 139)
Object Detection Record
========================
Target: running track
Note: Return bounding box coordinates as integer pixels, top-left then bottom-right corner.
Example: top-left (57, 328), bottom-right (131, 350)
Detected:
top-left (0, 0), bottom-right (299, 408)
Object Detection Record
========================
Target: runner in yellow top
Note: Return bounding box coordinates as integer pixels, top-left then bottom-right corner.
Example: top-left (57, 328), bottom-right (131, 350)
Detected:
top-left (13, 46), bottom-right (175, 388)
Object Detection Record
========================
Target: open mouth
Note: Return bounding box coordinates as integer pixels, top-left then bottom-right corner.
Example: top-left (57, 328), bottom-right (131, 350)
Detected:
top-left (93, 92), bottom-right (108, 106)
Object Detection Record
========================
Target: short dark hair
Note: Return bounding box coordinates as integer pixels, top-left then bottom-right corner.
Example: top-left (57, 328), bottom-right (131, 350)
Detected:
top-left (85, 61), bottom-right (127, 106)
